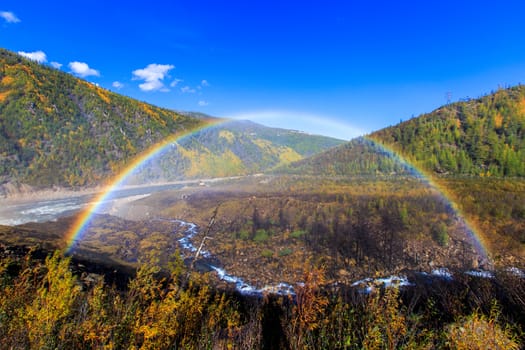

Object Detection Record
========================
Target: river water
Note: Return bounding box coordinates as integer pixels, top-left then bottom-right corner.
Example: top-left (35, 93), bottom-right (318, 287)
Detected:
top-left (0, 183), bottom-right (184, 226)
top-left (172, 219), bottom-right (296, 296)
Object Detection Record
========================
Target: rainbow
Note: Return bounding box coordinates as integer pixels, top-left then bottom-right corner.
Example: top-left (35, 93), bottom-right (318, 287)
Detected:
top-left (65, 118), bottom-right (228, 252)
top-left (66, 122), bottom-right (490, 262)
top-left (365, 136), bottom-right (490, 260)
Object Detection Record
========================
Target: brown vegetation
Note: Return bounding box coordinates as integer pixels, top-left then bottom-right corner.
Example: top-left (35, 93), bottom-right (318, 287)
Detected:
top-left (0, 249), bottom-right (523, 349)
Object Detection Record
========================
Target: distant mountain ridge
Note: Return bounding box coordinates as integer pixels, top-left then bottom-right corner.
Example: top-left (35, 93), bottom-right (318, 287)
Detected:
top-left (277, 137), bottom-right (412, 176)
top-left (123, 119), bottom-right (345, 183)
top-left (0, 49), bottom-right (343, 191)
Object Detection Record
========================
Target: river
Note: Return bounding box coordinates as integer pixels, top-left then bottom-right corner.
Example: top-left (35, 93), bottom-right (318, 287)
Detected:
top-left (0, 183), bottom-right (186, 226)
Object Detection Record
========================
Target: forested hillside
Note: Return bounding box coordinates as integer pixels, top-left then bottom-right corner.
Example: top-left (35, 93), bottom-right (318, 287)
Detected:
top-left (0, 49), bottom-right (343, 190)
top-left (371, 86), bottom-right (525, 177)
top-left (0, 49), bottom-right (203, 187)
top-left (285, 86), bottom-right (525, 178)
top-left (127, 120), bottom-right (344, 183)
top-left (278, 137), bottom-right (412, 176)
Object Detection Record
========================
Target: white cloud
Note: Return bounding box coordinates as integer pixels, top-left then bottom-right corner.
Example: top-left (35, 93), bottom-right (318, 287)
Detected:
top-left (170, 78), bottom-right (182, 87)
top-left (50, 61), bottom-right (62, 69)
top-left (198, 100), bottom-right (208, 106)
top-left (181, 86), bottom-right (196, 94)
top-left (0, 11), bottom-right (20, 23)
top-left (201, 79), bottom-right (209, 87)
top-left (69, 61), bottom-right (100, 77)
top-left (132, 63), bottom-right (174, 92)
top-left (18, 50), bottom-right (47, 63)
top-left (112, 81), bottom-right (124, 89)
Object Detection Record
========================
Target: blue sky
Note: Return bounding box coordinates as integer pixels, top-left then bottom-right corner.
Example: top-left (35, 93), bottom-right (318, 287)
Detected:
top-left (2, 1), bottom-right (525, 140)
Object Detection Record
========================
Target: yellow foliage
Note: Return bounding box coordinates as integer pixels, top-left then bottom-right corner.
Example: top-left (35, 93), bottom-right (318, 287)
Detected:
top-left (363, 288), bottom-right (408, 350)
top-left (20, 65), bottom-right (37, 80)
top-left (278, 147), bottom-right (302, 164)
top-left (78, 279), bottom-right (115, 348)
top-left (252, 138), bottom-right (273, 150)
top-left (288, 263), bottom-right (329, 349)
top-left (519, 98), bottom-right (525, 116)
top-left (179, 146), bottom-right (245, 178)
top-left (18, 138), bottom-right (27, 147)
top-left (140, 103), bottom-right (165, 126)
top-left (23, 251), bottom-right (81, 349)
top-left (1, 75), bottom-right (14, 85)
top-left (445, 306), bottom-right (520, 350)
top-left (218, 130), bottom-right (235, 144)
top-left (96, 87), bottom-right (111, 104)
top-left (494, 113), bottom-right (503, 129)
top-left (0, 90), bottom-right (11, 102)
top-left (36, 92), bottom-right (48, 105)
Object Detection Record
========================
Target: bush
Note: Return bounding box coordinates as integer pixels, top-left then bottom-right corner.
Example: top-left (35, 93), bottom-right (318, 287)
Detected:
top-left (278, 248), bottom-right (293, 257)
top-left (290, 230), bottom-right (306, 239)
top-left (239, 230), bottom-right (250, 240)
top-left (254, 229), bottom-right (269, 243)
top-left (261, 249), bottom-right (273, 258)
top-left (433, 223), bottom-right (449, 247)
top-left (445, 305), bottom-right (520, 350)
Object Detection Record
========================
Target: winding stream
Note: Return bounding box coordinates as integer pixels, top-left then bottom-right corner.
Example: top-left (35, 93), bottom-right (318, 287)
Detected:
top-left (171, 218), bottom-right (525, 296)
top-left (172, 219), bottom-right (296, 296)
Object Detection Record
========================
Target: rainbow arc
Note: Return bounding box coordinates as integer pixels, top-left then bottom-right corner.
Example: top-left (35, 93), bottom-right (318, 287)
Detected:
top-left (66, 122), bottom-right (490, 262)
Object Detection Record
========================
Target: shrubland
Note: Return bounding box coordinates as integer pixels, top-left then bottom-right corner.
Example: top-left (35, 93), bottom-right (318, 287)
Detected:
top-left (0, 248), bottom-right (523, 349)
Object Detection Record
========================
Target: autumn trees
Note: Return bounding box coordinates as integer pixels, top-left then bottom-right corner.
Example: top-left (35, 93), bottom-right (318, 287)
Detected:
top-left (372, 85), bottom-right (525, 177)
top-left (0, 248), bottom-right (524, 349)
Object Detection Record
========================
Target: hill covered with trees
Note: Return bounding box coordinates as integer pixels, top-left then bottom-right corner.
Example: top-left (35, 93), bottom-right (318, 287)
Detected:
top-left (284, 86), bottom-right (525, 178)
top-left (0, 49), bottom-right (343, 191)
top-left (126, 119), bottom-right (344, 184)
top-left (278, 137), bottom-right (412, 176)
top-left (372, 86), bottom-right (525, 177)
top-left (0, 49), bottom-right (204, 187)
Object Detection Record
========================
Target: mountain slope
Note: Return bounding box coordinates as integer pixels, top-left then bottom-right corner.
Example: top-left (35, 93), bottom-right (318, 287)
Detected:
top-left (277, 137), bottom-right (412, 176)
top-left (125, 120), bottom-right (345, 183)
top-left (284, 86), bottom-right (525, 178)
top-left (280, 87), bottom-right (525, 264)
top-left (0, 49), bottom-right (203, 187)
top-left (0, 49), bottom-right (343, 190)
top-left (371, 86), bottom-right (525, 177)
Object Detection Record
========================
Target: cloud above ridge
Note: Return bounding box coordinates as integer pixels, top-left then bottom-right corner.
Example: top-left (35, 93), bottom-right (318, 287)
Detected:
top-left (69, 61), bottom-right (100, 77)
top-left (132, 63), bottom-right (174, 92)
top-left (18, 50), bottom-right (47, 63)
top-left (112, 81), bottom-right (124, 89)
